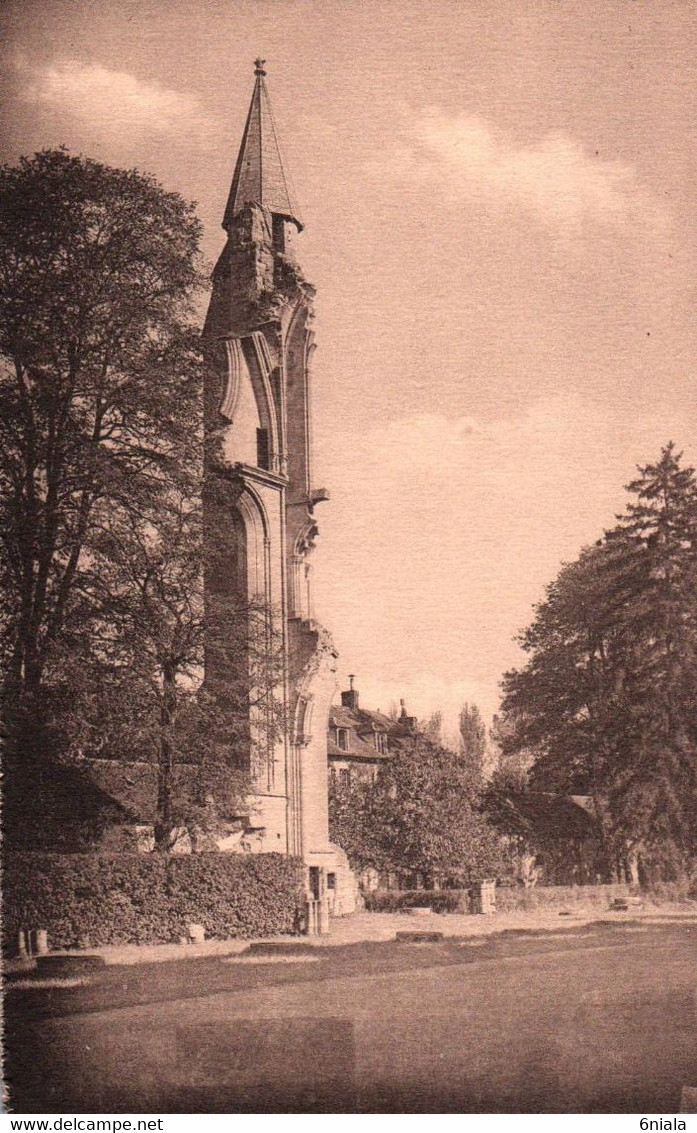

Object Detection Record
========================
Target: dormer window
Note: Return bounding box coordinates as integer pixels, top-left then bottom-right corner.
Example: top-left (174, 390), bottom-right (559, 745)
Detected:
top-left (336, 728), bottom-right (349, 752)
top-left (374, 733), bottom-right (388, 754)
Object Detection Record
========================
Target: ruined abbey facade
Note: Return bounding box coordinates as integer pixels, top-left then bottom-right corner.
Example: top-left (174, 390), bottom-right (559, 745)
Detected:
top-left (202, 61), bottom-right (354, 916)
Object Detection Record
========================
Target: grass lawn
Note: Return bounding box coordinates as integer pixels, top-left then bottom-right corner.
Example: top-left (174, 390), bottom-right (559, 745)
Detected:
top-left (5, 918), bottom-right (696, 1113)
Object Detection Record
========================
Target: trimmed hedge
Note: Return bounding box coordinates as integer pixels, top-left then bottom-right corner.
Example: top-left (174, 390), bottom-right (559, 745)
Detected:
top-left (3, 852), bottom-right (306, 952)
top-left (363, 889), bottom-right (470, 914)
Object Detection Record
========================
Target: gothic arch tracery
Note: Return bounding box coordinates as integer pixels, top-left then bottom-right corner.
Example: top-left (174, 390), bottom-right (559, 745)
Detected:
top-left (220, 333), bottom-right (282, 473)
top-left (242, 333), bottom-right (282, 472)
top-left (220, 337), bottom-right (244, 421)
top-left (290, 516), bottom-right (319, 619)
top-left (233, 482), bottom-right (271, 602)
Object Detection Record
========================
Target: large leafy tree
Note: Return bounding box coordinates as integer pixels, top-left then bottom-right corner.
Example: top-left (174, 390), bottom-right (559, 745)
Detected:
top-left (0, 149), bottom-right (205, 734)
top-left (49, 473), bottom-right (285, 850)
top-left (0, 149), bottom-right (289, 850)
top-left (329, 732), bottom-right (503, 884)
top-left (327, 774), bottom-right (390, 875)
top-left (499, 444), bottom-right (697, 877)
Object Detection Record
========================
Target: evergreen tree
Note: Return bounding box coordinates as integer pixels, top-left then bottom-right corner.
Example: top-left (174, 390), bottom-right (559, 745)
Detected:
top-left (605, 444), bottom-right (697, 870)
top-left (458, 702), bottom-right (487, 786)
top-left (498, 444), bottom-right (697, 878)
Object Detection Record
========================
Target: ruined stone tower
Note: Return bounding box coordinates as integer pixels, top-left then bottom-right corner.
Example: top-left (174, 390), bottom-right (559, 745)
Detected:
top-left (202, 61), bottom-right (354, 913)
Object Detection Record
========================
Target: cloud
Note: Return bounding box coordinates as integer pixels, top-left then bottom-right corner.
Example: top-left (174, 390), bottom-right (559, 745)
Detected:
top-left (312, 395), bottom-right (691, 723)
top-left (401, 109), bottom-right (644, 224)
top-left (17, 57), bottom-right (210, 135)
top-left (316, 393), bottom-right (627, 591)
top-left (318, 394), bottom-right (692, 582)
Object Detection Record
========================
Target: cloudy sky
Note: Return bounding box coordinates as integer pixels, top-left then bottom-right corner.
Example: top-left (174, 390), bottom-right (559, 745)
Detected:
top-left (2, 0), bottom-right (695, 735)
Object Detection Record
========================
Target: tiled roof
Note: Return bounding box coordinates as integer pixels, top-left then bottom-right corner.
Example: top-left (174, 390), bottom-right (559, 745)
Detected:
top-left (358, 707), bottom-right (395, 729)
top-left (86, 760), bottom-right (164, 822)
top-left (330, 705), bottom-right (361, 729)
top-left (492, 791), bottom-right (598, 839)
top-left (329, 705), bottom-right (393, 732)
top-left (223, 63), bottom-right (303, 230)
top-left (328, 738), bottom-right (391, 762)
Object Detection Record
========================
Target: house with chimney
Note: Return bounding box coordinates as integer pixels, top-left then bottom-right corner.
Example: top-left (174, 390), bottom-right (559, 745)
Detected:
top-left (327, 676), bottom-right (417, 785)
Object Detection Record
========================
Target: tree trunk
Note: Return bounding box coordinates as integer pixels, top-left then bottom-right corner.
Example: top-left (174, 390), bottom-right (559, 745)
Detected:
top-left (626, 846), bottom-right (640, 887)
top-left (154, 666), bottom-right (177, 851)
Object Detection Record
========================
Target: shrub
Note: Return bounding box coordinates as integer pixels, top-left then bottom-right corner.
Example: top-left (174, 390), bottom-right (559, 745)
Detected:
top-left (640, 876), bottom-right (697, 905)
top-left (3, 852), bottom-right (306, 952)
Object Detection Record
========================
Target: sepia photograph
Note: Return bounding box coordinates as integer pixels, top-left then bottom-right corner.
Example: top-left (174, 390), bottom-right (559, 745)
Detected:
top-left (1, 0), bottom-right (696, 1117)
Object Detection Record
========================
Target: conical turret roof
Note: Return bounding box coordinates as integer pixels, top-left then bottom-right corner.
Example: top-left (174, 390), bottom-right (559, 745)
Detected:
top-left (223, 60), bottom-right (303, 231)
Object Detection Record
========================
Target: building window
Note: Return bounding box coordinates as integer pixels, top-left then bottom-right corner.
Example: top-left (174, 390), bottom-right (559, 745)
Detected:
top-left (340, 768), bottom-right (351, 787)
top-left (336, 728), bottom-right (349, 751)
top-left (374, 732), bottom-right (388, 754)
top-left (309, 866), bottom-right (321, 900)
top-left (256, 427), bottom-right (270, 470)
top-left (327, 872), bottom-right (336, 890)
top-left (272, 213), bottom-right (286, 253)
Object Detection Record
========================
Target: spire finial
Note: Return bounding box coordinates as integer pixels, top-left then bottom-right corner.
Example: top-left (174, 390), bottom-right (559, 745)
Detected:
top-left (254, 58), bottom-right (267, 76)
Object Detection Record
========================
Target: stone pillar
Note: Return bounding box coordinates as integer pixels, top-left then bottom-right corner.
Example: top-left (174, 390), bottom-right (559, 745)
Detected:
top-left (470, 879), bottom-right (496, 915)
top-left (306, 899), bottom-right (319, 935)
top-left (318, 896), bottom-right (331, 935)
top-left (31, 928), bottom-right (49, 954)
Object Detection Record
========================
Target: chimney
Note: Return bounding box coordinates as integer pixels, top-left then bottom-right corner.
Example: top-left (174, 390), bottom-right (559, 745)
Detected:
top-left (341, 674), bottom-right (359, 711)
top-left (399, 698), bottom-right (416, 730)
